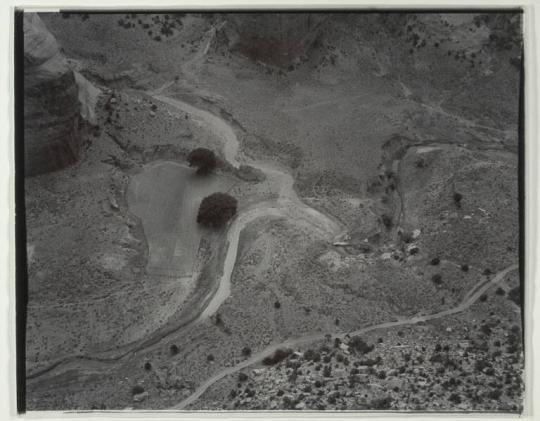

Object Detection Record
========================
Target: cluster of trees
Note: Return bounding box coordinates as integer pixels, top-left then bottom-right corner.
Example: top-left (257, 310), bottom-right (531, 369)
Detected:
top-left (187, 148), bottom-right (237, 228)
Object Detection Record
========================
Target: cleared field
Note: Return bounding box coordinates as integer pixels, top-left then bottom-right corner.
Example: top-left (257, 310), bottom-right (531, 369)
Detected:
top-left (127, 161), bottom-right (235, 278)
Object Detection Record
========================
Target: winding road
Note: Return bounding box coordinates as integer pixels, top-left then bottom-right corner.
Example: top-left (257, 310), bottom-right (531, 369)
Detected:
top-left (147, 88), bottom-right (519, 410)
top-left (172, 263), bottom-right (518, 410)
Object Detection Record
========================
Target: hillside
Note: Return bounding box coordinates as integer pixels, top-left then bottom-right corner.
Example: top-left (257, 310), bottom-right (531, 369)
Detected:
top-left (25, 11), bottom-right (522, 412)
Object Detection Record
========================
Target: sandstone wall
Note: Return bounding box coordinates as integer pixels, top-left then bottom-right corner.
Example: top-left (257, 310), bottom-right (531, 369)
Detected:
top-left (24, 13), bottom-right (81, 176)
top-left (221, 13), bottom-right (326, 67)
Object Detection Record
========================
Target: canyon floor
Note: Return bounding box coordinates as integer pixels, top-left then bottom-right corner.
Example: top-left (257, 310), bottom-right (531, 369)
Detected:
top-left (25, 12), bottom-right (523, 412)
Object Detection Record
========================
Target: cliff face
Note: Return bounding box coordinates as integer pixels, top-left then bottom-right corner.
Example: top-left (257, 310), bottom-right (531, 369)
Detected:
top-left (24, 13), bottom-right (81, 176)
top-left (221, 13), bottom-right (326, 67)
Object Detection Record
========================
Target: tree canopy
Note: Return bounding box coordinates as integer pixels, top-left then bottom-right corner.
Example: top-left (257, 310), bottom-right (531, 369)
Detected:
top-left (187, 148), bottom-right (217, 175)
top-left (197, 192), bottom-right (237, 228)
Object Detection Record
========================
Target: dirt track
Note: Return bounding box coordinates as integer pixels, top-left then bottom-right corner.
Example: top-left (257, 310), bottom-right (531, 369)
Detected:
top-left (172, 263), bottom-right (518, 410)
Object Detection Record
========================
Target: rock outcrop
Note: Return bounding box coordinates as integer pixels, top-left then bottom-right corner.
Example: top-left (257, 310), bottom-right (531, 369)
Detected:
top-left (24, 13), bottom-right (82, 176)
top-left (218, 13), bottom-right (326, 67)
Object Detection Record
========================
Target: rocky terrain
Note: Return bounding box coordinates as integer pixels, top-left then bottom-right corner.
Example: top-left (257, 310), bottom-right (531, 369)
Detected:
top-left (24, 12), bottom-right (523, 412)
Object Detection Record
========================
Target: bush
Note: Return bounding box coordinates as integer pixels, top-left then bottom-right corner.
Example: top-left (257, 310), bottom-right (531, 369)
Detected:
top-left (496, 287), bottom-right (506, 296)
top-left (238, 372), bottom-right (248, 382)
top-left (131, 385), bottom-right (144, 395)
top-left (449, 393), bottom-right (462, 404)
top-left (242, 346), bottom-right (252, 357)
top-left (144, 361), bottom-right (152, 371)
top-left (432, 274), bottom-right (442, 285)
top-left (381, 214), bottom-right (393, 228)
top-left (369, 396), bottom-right (393, 410)
top-left (274, 301), bottom-right (281, 309)
top-left (453, 192), bottom-right (463, 207)
top-left (348, 336), bottom-right (374, 355)
top-left (170, 344), bottom-right (179, 355)
top-left (187, 147), bottom-right (217, 175)
top-left (262, 348), bottom-right (291, 365)
top-left (461, 264), bottom-right (469, 272)
top-left (430, 257), bottom-right (440, 265)
top-left (303, 349), bottom-right (321, 362)
top-left (207, 354), bottom-right (215, 362)
top-left (323, 365), bottom-right (332, 377)
top-left (197, 193), bottom-right (237, 228)
top-left (508, 287), bottom-right (521, 306)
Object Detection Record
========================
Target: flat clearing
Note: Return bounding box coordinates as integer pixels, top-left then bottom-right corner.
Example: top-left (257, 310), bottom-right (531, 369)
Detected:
top-left (127, 161), bottom-right (235, 278)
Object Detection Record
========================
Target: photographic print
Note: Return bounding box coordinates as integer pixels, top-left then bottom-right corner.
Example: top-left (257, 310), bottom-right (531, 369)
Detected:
top-left (18, 9), bottom-right (524, 412)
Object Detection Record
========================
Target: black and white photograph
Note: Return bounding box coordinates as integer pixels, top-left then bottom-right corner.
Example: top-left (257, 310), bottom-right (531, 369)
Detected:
top-left (14, 6), bottom-right (529, 414)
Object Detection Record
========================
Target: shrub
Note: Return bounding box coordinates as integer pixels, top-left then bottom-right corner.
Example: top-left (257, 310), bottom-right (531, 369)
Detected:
top-left (369, 396), bottom-right (393, 410)
top-left (348, 336), bottom-right (374, 355)
top-left (144, 361), bottom-right (152, 371)
top-left (242, 346), bottom-right (252, 357)
top-left (461, 264), bottom-right (469, 272)
top-left (238, 372), bottom-right (248, 382)
top-left (432, 274), bottom-right (442, 285)
top-left (170, 344), bottom-right (179, 355)
top-left (430, 257), bottom-right (440, 265)
top-left (187, 147), bottom-right (217, 175)
top-left (207, 354), bottom-right (215, 362)
top-left (453, 192), bottom-right (463, 207)
top-left (274, 301), bottom-right (281, 309)
top-left (480, 324), bottom-right (492, 335)
top-left (449, 393), bottom-right (462, 404)
top-left (323, 365), bottom-right (332, 377)
top-left (508, 287), bottom-right (521, 306)
top-left (381, 214), bottom-right (393, 228)
top-left (262, 348), bottom-right (291, 365)
top-left (475, 359), bottom-right (491, 372)
top-left (197, 193), bottom-right (237, 228)
top-left (479, 294), bottom-right (488, 302)
top-left (304, 349), bottom-right (321, 362)
top-left (131, 385), bottom-right (144, 395)
top-left (488, 389), bottom-right (502, 400)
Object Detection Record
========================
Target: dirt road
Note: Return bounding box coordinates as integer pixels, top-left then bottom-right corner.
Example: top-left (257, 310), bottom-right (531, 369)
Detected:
top-left (172, 263), bottom-right (518, 410)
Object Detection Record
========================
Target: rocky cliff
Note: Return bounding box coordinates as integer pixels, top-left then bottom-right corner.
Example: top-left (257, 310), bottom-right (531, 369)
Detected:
top-left (24, 13), bottom-right (83, 176)
top-left (219, 13), bottom-right (326, 67)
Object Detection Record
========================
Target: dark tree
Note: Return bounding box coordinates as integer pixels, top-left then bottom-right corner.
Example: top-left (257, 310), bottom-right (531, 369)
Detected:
top-left (453, 192), bottom-right (463, 208)
top-left (197, 193), bottom-right (237, 228)
top-left (170, 344), bottom-right (179, 355)
top-left (131, 385), bottom-right (145, 395)
top-left (188, 147), bottom-right (217, 175)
